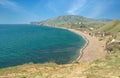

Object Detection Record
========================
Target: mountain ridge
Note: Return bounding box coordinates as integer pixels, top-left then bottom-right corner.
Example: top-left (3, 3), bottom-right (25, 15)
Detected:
top-left (31, 15), bottom-right (111, 27)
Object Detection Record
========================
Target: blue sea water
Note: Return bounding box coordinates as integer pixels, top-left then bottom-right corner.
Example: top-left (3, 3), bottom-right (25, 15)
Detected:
top-left (0, 24), bottom-right (86, 68)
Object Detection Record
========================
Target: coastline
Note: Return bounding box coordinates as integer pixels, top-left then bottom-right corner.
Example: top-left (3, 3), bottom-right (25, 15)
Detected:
top-left (35, 26), bottom-right (106, 63)
top-left (0, 27), bottom-right (118, 78)
top-left (52, 27), bottom-right (89, 62)
top-left (66, 29), bottom-right (89, 63)
top-left (38, 26), bottom-right (106, 63)
top-left (65, 28), bottom-right (106, 62)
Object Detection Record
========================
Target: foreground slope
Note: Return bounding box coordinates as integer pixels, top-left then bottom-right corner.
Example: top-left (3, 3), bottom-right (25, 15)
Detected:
top-left (0, 51), bottom-right (120, 78)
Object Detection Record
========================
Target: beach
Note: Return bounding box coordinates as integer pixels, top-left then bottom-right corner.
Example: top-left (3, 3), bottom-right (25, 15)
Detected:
top-left (68, 29), bottom-right (106, 62)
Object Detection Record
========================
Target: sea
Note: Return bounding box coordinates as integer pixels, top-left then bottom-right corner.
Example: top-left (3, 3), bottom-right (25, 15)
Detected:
top-left (0, 24), bottom-right (86, 68)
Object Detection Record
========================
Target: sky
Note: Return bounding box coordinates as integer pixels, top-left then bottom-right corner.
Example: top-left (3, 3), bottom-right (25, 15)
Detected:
top-left (0, 0), bottom-right (120, 24)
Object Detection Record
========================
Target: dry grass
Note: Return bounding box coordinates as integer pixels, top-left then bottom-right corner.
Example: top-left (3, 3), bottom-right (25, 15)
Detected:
top-left (0, 62), bottom-right (89, 78)
top-left (0, 51), bottom-right (120, 78)
top-left (85, 51), bottom-right (120, 78)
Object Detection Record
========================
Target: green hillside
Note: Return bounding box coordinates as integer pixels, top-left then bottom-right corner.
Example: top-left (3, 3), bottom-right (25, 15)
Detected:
top-left (32, 15), bottom-right (109, 28)
top-left (98, 20), bottom-right (120, 33)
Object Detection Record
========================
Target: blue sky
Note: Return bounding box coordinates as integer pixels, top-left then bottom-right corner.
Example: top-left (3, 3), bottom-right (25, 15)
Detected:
top-left (0, 0), bottom-right (120, 24)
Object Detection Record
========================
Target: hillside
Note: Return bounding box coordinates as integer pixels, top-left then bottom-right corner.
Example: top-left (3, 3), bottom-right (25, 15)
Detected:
top-left (98, 20), bottom-right (120, 33)
top-left (31, 15), bottom-right (109, 28)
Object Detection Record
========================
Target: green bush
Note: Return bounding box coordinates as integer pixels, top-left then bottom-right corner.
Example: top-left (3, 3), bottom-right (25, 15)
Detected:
top-left (20, 76), bottom-right (27, 78)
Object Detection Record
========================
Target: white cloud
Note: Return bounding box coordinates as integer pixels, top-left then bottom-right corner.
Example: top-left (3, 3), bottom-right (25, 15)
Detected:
top-left (67, 0), bottom-right (87, 15)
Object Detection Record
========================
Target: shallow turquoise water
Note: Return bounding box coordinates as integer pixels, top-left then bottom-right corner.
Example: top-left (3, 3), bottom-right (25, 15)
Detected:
top-left (0, 24), bottom-right (86, 68)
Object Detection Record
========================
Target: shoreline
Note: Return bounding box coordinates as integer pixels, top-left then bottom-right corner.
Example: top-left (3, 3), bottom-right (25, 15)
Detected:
top-left (0, 26), bottom-right (106, 69)
top-left (66, 29), bottom-right (89, 63)
top-left (38, 26), bottom-right (106, 63)
top-left (64, 28), bottom-right (106, 62)
top-left (52, 27), bottom-right (89, 62)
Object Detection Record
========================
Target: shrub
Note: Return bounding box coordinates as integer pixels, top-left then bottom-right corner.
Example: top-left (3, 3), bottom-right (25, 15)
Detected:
top-left (20, 76), bottom-right (27, 78)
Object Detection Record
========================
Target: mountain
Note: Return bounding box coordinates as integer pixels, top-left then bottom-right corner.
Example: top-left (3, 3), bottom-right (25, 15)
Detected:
top-left (98, 20), bottom-right (120, 33)
top-left (31, 15), bottom-right (110, 28)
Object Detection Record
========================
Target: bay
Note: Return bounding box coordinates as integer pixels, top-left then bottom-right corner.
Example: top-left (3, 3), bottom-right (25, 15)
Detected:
top-left (0, 24), bottom-right (86, 68)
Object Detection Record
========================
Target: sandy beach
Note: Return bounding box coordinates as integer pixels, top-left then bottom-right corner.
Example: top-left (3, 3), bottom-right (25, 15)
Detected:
top-left (68, 29), bottom-right (106, 62)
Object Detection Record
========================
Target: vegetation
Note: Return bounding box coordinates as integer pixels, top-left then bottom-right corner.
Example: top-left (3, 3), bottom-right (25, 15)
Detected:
top-left (32, 15), bottom-right (109, 28)
top-left (20, 76), bottom-right (27, 78)
top-left (0, 51), bottom-right (120, 78)
top-left (86, 51), bottom-right (120, 78)
top-left (93, 20), bottom-right (120, 53)
top-left (97, 20), bottom-right (120, 34)
top-left (85, 19), bottom-right (120, 78)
